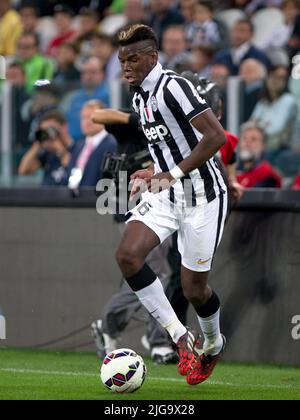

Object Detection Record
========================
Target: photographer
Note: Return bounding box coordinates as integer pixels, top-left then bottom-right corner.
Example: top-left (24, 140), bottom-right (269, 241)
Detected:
top-left (18, 110), bottom-right (74, 186)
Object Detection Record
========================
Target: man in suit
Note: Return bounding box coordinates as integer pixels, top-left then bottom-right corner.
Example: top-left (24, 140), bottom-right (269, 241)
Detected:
top-left (239, 58), bottom-right (266, 122)
top-left (67, 100), bottom-right (118, 189)
top-left (214, 19), bottom-right (271, 75)
top-left (147, 0), bottom-right (185, 48)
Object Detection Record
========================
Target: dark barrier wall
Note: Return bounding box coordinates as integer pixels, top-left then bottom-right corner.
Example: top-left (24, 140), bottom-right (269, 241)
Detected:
top-left (0, 189), bottom-right (299, 365)
top-left (210, 210), bottom-right (300, 365)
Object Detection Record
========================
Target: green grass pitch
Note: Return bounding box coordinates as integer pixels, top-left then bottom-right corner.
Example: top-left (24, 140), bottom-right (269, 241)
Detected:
top-left (0, 348), bottom-right (299, 400)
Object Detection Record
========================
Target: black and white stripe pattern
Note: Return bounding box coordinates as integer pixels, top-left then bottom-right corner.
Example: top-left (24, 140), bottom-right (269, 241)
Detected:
top-left (133, 64), bottom-right (227, 205)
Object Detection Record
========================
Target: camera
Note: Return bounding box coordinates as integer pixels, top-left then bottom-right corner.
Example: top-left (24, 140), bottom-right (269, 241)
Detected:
top-left (102, 149), bottom-right (152, 181)
top-left (35, 126), bottom-right (60, 143)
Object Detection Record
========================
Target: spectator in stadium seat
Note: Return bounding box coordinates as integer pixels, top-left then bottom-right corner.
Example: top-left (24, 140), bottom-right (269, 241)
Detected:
top-left (16, 32), bottom-right (54, 93)
top-left (74, 7), bottom-right (100, 58)
top-left (99, 0), bottom-right (146, 38)
top-left (66, 100), bottom-right (118, 188)
top-left (52, 44), bottom-right (81, 85)
top-left (237, 122), bottom-right (283, 188)
top-left (288, 9), bottom-right (300, 56)
top-left (147, 0), bottom-right (185, 47)
top-left (191, 45), bottom-right (215, 79)
top-left (180, 0), bottom-right (198, 24)
top-left (159, 26), bottom-right (191, 71)
top-left (250, 65), bottom-right (298, 170)
top-left (24, 1), bottom-right (91, 17)
top-left (5, 62), bottom-right (26, 87)
top-left (123, 0), bottom-right (147, 25)
top-left (90, 33), bottom-right (121, 82)
top-left (232, 0), bottom-right (283, 15)
top-left (185, 0), bottom-right (223, 49)
top-left (46, 4), bottom-right (77, 57)
top-left (210, 63), bottom-right (231, 88)
top-left (209, 64), bottom-right (231, 126)
top-left (66, 57), bottom-right (110, 141)
top-left (19, 4), bottom-right (39, 35)
top-left (18, 110), bottom-right (74, 186)
top-left (214, 19), bottom-right (271, 75)
top-left (0, 0), bottom-right (23, 56)
top-left (261, 0), bottom-right (300, 51)
top-left (19, 3), bottom-right (56, 53)
top-left (239, 58), bottom-right (267, 121)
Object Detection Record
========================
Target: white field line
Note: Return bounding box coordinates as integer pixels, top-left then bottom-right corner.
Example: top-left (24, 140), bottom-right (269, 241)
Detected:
top-left (0, 367), bottom-right (299, 391)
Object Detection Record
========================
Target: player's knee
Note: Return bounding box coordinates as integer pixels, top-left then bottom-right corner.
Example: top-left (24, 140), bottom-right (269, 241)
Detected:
top-left (115, 246), bottom-right (132, 268)
top-left (116, 246), bottom-right (141, 274)
top-left (183, 287), bottom-right (208, 308)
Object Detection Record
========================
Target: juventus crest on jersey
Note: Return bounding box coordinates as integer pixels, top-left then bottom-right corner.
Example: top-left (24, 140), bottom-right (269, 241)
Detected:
top-left (132, 62), bottom-right (226, 207)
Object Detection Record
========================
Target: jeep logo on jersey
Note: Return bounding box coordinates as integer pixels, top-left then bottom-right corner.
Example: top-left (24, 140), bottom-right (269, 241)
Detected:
top-left (142, 121), bottom-right (171, 144)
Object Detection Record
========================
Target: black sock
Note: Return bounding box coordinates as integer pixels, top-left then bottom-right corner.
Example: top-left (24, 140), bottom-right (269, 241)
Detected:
top-left (126, 264), bottom-right (156, 292)
top-left (196, 291), bottom-right (220, 318)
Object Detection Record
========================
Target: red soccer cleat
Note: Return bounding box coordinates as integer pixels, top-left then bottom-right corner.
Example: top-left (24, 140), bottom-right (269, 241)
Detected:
top-left (176, 330), bottom-right (201, 377)
top-left (187, 335), bottom-right (226, 385)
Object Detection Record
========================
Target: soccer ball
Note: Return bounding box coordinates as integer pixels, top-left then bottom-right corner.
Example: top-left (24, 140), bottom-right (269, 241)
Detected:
top-left (100, 348), bottom-right (147, 394)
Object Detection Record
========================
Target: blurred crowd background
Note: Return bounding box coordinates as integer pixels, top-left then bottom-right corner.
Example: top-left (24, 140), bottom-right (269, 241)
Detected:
top-left (1, 0), bottom-right (300, 191)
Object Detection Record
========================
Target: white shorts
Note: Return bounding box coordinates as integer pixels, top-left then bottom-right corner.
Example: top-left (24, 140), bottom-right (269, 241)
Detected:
top-left (126, 190), bottom-right (228, 273)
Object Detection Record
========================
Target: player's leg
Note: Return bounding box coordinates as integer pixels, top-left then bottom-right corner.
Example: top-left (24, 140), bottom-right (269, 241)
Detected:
top-left (181, 268), bottom-right (226, 386)
top-left (166, 235), bottom-right (189, 325)
top-left (93, 226), bottom-right (174, 362)
top-left (181, 269), bottom-right (224, 356)
top-left (146, 235), bottom-right (189, 365)
top-left (116, 220), bottom-right (187, 345)
top-left (178, 191), bottom-right (228, 384)
top-left (143, 236), bottom-right (178, 364)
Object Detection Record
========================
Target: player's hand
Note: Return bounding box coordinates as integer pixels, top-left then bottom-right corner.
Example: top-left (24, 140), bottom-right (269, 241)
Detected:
top-left (130, 169), bottom-right (154, 181)
top-left (148, 172), bottom-right (175, 194)
top-left (129, 169), bottom-right (154, 200)
top-left (229, 180), bottom-right (245, 201)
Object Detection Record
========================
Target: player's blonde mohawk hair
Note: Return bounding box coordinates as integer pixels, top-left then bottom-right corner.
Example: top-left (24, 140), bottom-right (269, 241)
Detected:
top-left (118, 24), bottom-right (142, 43)
top-left (118, 24), bottom-right (158, 49)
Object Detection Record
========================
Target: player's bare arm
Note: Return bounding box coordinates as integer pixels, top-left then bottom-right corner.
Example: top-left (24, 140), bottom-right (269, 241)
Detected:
top-left (92, 109), bottom-right (131, 126)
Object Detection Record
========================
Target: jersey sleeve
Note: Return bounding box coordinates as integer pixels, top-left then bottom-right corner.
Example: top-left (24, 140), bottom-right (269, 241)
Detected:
top-left (165, 77), bottom-right (210, 122)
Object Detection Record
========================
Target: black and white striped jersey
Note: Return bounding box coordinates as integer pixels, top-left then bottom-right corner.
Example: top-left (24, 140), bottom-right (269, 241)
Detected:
top-left (132, 62), bottom-right (227, 206)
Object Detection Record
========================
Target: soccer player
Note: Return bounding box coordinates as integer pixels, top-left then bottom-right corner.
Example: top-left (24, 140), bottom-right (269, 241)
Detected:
top-left (116, 24), bottom-right (228, 385)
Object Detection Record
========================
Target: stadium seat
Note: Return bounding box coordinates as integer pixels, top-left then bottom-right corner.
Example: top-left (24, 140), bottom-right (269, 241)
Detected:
top-left (215, 9), bottom-right (247, 30)
top-left (252, 8), bottom-right (285, 48)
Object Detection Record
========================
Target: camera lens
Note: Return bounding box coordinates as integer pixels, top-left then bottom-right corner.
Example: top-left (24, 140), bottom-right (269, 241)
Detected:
top-left (35, 129), bottom-right (49, 143)
top-left (35, 127), bottom-right (60, 143)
